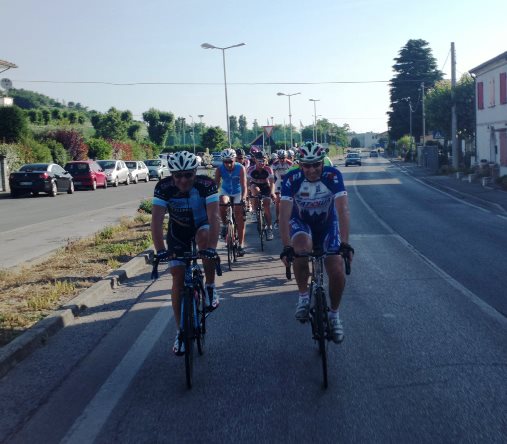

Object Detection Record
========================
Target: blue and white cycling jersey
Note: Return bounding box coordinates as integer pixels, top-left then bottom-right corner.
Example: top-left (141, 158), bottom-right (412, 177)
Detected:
top-left (218, 163), bottom-right (243, 195)
top-left (152, 175), bottom-right (219, 229)
top-left (280, 166), bottom-right (347, 227)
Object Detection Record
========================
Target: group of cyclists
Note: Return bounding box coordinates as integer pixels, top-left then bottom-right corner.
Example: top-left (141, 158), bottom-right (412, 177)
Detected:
top-left (150, 142), bottom-right (354, 355)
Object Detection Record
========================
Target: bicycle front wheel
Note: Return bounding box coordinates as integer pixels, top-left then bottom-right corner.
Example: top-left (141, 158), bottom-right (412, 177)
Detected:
top-left (257, 210), bottom-right (264, 251)
top-left (314, 286), bottom-right (328, 389)
top-left (182, 287), bottom-right (195, 389)
top-left (196, 282), bottom-right (206, 355)
top-left (226, 223), bottom-right (234, 270)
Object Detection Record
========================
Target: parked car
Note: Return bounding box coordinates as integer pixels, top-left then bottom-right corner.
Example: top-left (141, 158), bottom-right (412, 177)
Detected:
top-left (345, 152), bottom-right (362, 167)
top-left (9, 163), bottom-right (74, 197)
top-left (96, 160), bottom-right (130, 186)
top-left (125, 161), bottom-right (149, 183)
top-left (64, 160), bottom-right (107, 190)
top-left (145, 159), bottom-right (170, 180)
top-left (211, 152), bottom-right (222, 168)
top-left (369, 151), bottom-right (379, 158)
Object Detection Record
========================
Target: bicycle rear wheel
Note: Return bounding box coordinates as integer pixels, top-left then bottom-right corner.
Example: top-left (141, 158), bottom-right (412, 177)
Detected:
top-left (182, 287), bottom-right (195, 389)
top-left (314, 286), bottom-right (328, 389)
top-left (195, 280), bottom-right (206, 356)
top-left (257, 209), bottom-right (264, 251)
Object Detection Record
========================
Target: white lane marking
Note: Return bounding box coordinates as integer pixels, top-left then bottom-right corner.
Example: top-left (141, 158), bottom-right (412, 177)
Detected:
top-left (61, 303), bottom-right (171, 444)
top-left (497, 214), bottom-right (507, 221)
top-left (351, 179), bottom-right (507, 326)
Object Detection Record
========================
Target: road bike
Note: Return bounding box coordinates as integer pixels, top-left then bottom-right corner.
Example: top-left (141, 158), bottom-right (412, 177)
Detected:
top-left (286, 249), bottom-right (350, 389)
top-left (220, 200), bottom-right (240, 270)
top-left (250, 194), bottom-right (268, 251)
top-left (152, 242), bottom-right (222, 389)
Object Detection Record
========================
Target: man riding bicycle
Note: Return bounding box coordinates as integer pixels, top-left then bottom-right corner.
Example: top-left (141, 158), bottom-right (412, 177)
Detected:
top-left (279, 143), bottom-right (353, 343)
top-left (272, 149), bottom-right (293, 229)
top-left (247, 151), bottom-right (276, 241)
top-left (151, 151), bottom-right (220, 355)
top-left (214, 148), bottom-right (248, 256)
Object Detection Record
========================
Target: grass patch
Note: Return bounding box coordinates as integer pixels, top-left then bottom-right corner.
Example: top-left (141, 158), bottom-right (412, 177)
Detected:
top-left (0, 215), bottom-right (152, 347)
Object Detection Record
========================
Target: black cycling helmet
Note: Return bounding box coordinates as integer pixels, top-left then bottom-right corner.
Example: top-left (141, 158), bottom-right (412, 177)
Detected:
top-left (254, 151), bottom-right (266, 160)
top-left (235, 148), bottom-right (246, 157)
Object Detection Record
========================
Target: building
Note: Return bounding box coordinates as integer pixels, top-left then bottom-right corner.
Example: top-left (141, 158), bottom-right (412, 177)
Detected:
top-left (470, 51), bottom-right (507, 176)
top-left (0, 58), bottom-right (17, 193)
top-left (347, 132), bottom-right (379, 148)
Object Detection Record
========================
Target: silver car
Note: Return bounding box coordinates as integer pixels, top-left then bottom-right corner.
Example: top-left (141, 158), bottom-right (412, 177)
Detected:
top-left (125, 160), bottom-right (149, 184)
top-left (145, 159), bottom-right (170, 180)
top-left (96, 160), bottom-right (130, 186)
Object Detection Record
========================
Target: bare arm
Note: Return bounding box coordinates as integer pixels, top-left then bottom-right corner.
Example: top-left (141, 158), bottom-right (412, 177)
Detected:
top-left (279, 199), bottom-right (293, 247)
top-left (151, 205), bottom-right (167, 252)
top-left (240, 166), bottom-right (247, 201)
top-left (214, 167), bottom-right (221, 189)
top-left (335, 194), bottom-right (351, 247)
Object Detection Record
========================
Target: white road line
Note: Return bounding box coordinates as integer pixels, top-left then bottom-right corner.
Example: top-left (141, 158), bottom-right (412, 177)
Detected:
top-left (351, 179), bottom-right (507, 326)
top-left (61, 303), bottom-right (171, 444)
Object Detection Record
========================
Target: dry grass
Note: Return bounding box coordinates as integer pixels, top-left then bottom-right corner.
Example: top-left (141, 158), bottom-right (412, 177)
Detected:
top-left (0, 213), bottom-right (153, 347)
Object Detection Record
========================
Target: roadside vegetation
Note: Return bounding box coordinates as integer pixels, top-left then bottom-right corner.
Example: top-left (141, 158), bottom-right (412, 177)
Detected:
top-left (0, 213), bottom-right (154, 347)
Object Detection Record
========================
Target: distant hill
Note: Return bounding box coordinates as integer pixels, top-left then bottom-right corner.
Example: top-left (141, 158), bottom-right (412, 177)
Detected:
top-left (9, 88), bottom-right (88, 111)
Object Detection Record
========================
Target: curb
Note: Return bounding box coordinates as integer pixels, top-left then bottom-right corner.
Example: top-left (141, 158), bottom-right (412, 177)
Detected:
top-left (0, 250), bottom-right (154, 380)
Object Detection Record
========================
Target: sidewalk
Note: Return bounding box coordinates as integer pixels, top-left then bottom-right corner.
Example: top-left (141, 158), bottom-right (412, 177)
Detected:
top-left (391, 159), bottom-right (507, 215)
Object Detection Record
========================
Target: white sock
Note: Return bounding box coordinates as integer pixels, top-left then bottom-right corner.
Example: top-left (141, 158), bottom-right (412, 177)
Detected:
top-left (328, 309), bottom-right (339, 320)
top-left (298, 292), bottom-right (309, 304)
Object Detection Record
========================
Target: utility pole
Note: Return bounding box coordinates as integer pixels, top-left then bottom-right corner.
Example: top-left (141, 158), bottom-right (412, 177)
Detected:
top-left (421, 82), bottom-right (426, 146)
top-left (451, 42), bottom-right (458, 170)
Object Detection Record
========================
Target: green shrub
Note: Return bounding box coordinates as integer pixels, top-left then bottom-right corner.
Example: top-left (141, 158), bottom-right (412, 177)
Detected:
top-left (87, 137), bottom-right (112, 160)
top-left (46, 139), bottom-right (69, 165)
top-left (19, 137), bottom-right (52, 163)
top-left (0, 106), bottom-right (28, 143)
top-left (138, 199), bottom-right (153, 214)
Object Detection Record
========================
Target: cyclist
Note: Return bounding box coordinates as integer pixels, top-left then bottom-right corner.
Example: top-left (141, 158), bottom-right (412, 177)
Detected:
top-left (151, 151), bottom-right (221, 355)
top-left (272, 149), bottom-right (293, 229)
top-left (268, 152), bottom-right (278, 166)
top-left (215, 148), bottom-right (248, 256)
top-left (279, 143), bottom-right (353, 343)
top-left (247, 151), bottom-right (276, 241)
top-left (288, 142), bottom-right (333, 172)
top-left (235, 148), bottom-right (250, 169)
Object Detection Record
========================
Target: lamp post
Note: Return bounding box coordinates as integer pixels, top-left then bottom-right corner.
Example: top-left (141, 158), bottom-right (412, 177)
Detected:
top-left (277, 92), bottom-right (301, 148)
top-left (189, 115), bottom-right (196, 154)
top-left (197, 114), bottom-right (204, 146)
top-left (309, 99), bottom-right (320, 142)
top-left (402, 97), bottom-right (414, 152)
top-left (201, 42), bottom-right (245, 147)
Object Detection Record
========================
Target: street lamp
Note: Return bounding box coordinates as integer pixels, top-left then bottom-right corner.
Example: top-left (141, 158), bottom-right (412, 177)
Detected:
top-left (189, 115), bottom-right (196, 154)
top-left (309, 99), bottom-right (320, 142)
top-left (402, 97), bottom-right (414, 152)
top-left (277, 92), bottom-right (301, 148)
top-left (201, 42), bottom-right (246, 147)
top-left (197, 114), bottom-right (204, 146)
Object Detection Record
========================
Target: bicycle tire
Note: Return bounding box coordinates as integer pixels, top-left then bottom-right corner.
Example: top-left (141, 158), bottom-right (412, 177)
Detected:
top-left (232, 224), bottom-right (239, 262)
top-left (314, 286), bottom-right (328, 389)
top-left (183, 287), bottom-right (194, 389)
top-left (257, 209), bottom-right (264, 251)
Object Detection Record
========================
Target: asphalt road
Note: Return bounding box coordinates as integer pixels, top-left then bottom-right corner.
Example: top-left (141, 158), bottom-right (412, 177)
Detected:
top-left (1, 158), bottom-right (506, 443)
top-left (0, 180), bottom-right (157, 269)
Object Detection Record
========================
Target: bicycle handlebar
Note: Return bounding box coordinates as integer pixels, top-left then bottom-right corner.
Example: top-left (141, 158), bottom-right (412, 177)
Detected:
top-left (284, 250), bottom-right (351, 281)
top-left (151, 253), bottom-right (222, 279)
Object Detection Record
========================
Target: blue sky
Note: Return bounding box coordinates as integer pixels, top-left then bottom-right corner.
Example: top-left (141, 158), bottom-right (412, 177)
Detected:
top-left (2, 0), bottom-right (506, 134)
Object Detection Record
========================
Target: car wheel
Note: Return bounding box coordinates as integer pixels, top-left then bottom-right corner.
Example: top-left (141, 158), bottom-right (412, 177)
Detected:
top-left (145, 174), bottom-right (149, 183)
top-left (91, 180), bottom-right (97, 191)
top-left (67, 180), bottom-right (75, 194)
top-left (10, 191), bottom-right (18, 198)
top-left (50, 181), bottom-right (58, 197)
top-left (103, 179), bottom-right (108, 189)
top-left (125, 175), bottom-right (130, 185)
top-left (134, 175), bottom-right (138, 184)
top-left (114, 177), bottom-right (119, 187)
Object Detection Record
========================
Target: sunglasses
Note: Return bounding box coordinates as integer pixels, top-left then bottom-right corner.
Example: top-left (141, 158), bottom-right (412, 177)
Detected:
top-left (173, 171), bottom-right (195, 179)
top-left (223, 160), bottom-right (233, 164)
top-left (301, 162), bottom-right (323, 169)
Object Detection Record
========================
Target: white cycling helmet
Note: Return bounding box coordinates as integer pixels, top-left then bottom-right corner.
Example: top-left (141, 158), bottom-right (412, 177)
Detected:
top-left (298, 142), bottom-right (325, 164)
top-left (276, 149), bottom-right (287, 158)
top-left (168, 151), bottom-right (199, 171)
top-left (287, 149), bottom-right (295, 158)
top-left (221, 148), bottom-right (237, 161)
top-left (270, 153), bottom-right (278, 160)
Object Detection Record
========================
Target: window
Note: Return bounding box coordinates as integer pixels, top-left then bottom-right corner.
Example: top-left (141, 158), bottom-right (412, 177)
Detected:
top-left (477, 82), bottom-right (484, 110)
top-left (489, 78), bottom-right (495, 107)
top-left (500, 72), bottom-right (507, 105)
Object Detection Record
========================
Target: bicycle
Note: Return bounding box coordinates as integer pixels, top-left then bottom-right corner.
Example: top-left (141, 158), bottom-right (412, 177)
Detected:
top-left (220, 200), bottom-right (240, 270)
top-left (286, 248), bottom-right (351, 389)
top-left (249, 194), bottom-right (269, 251)
top-left (152, 242), bottom-right (222, 389)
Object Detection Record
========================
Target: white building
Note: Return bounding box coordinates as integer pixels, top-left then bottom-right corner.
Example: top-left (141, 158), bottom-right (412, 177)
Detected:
top-left (470, 51), bottom-right (507, 176)
top-left (347, 132), bottom-right (379, 148)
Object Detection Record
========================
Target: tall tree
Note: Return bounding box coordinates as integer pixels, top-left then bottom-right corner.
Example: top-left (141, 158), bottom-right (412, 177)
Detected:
top-left (201, 127), bottom-right (227, 151)
top-left (388, 39), bottom-right (443, 141)
top-left (143, 108), bottom-right (175, 146)
top-left (0, 106), bottom-right (28, 143)
top-left (229, 115), bottom-right (238, 132)
top-left (238, 115), bottom-right (248, 139)
top-left (91, 107), bottom-right (129, 140)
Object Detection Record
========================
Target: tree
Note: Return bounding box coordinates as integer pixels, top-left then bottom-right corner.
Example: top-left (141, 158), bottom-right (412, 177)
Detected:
top-left (92, 107), bottom-right (129, 140)
top-left (41, 109), bottom-right (51, 125)
top-left (388, 39), bottom-right (443, 141)
top-left (229, 115), bottom-right (238, 132)
top-left (0, 106), bottom-right (28, 143)
top-left (127, 122), bottom-right (143, 141)
top-left (425, 74), bottom-right (475, 142)
top-left (50, 129), bottom-right (88, 160)
top-left (350, 137), bottom-right (361, 148)
top-left (143, 108), bottom-right (175, 146)
top-left (239, 115), bottom-right (248, 141)
top-left (201, 127), bottom-right (227, 151)
top-left (87, 138), bottom-right (113, 159)
top-left (45, 139), bottom-right (69, 165)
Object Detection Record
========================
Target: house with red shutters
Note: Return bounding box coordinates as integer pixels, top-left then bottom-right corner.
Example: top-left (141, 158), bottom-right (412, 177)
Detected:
top-left (470, 51), bottom-right (507, 176)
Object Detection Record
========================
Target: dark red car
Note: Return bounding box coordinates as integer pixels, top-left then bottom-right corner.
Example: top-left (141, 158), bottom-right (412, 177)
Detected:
top-left (64, 160), bottom-right (107, 190)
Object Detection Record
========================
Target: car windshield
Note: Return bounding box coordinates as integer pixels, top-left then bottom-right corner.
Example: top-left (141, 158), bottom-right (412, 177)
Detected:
top-left (97, 160), bottom-right (116, 169)
top-left (65, 163), bottom-right (90, 173)
top-left (125, 161), bottom-right (137, 169)
top-left (20, 164), bottom-right (49, 171)
top-left (347, 153), bottom-right (360, 158)
top-left (145, 160), bottom-right (161, 166)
